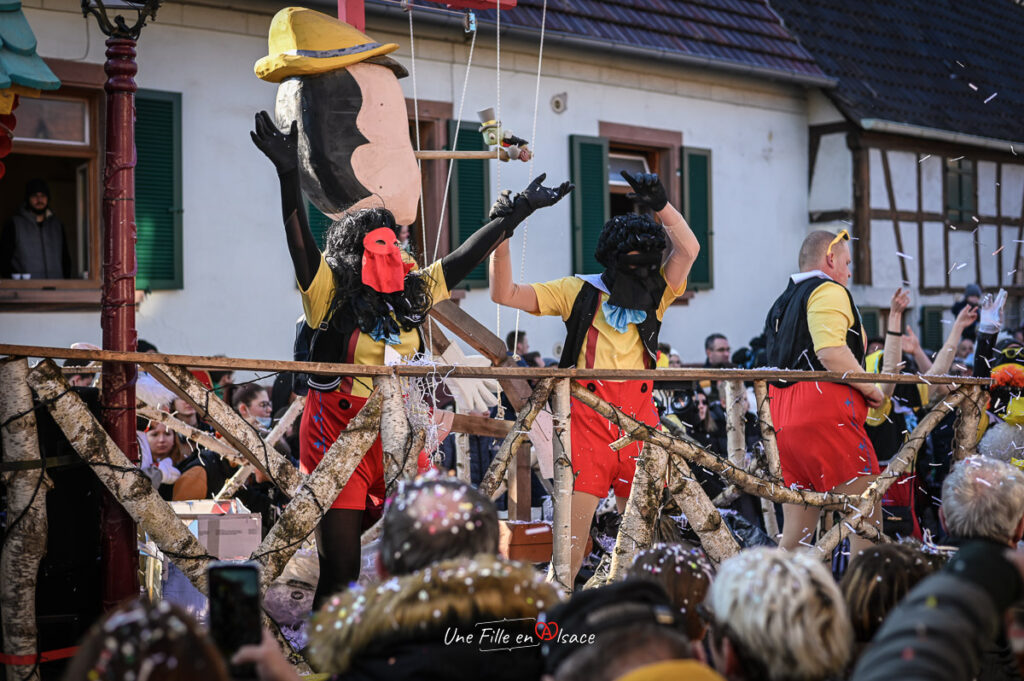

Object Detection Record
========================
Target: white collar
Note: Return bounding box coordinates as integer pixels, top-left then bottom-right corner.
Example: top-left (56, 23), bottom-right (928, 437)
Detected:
top-left (575, 273), bottom-right (609, 294)
top-left (790, 269), bottom-right (833, 284)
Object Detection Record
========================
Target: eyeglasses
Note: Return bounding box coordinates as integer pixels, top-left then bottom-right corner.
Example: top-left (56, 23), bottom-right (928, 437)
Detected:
top-left (827, 229), bottom-right (850, 257)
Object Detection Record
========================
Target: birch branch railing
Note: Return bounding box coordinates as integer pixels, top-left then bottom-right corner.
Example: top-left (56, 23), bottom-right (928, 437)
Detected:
top-left (1, 344), bottom-right (991, 668)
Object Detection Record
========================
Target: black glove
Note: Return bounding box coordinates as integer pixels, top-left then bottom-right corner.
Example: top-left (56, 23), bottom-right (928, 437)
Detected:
top-left (250, 111), bottom-right (298, 175)
top-left (489, 173), bottom-right (574, 234)
top-left (620, 170), bottom-right (668, 211)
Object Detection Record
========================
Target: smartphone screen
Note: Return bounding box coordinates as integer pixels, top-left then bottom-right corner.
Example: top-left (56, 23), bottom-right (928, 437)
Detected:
top-left (208, 561), bottom-right (262, 678)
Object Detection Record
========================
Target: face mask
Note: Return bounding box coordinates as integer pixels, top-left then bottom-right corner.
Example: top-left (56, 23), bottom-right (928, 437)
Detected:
top-left (603, 251), bottom-right (665, 310)
top-left (361, 227), bottom-right (413, 293)
top-left (255, 416), bottom-right (272, 429)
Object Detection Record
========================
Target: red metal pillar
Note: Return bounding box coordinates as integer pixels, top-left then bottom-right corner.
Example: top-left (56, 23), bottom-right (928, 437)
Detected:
top-left (338, 0), bottom-right (365, 31)
top-left (99, 36), bottom-right (140, 609)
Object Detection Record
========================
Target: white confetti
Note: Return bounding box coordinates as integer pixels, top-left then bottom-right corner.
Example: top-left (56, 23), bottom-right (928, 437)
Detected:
top-left (984, 92), bottom-right (998, 103)
top-left (968, 83), bottom-right (978, 91)
top-left (919, 154), bottom-right (931, 163)
top-left (994, 246), bottom-right (1005, 255)
top-left (896, 252), bottom-right (914, 260)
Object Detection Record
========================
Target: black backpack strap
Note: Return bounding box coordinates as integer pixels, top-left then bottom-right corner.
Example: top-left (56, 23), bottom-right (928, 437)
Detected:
top-left (559, 282), bottom-right (602, 369)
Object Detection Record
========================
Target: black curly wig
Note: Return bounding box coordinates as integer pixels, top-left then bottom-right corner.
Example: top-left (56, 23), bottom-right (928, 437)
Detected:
top-left (323, 207), bottom-right (433, 337)
top-left (594, 213), bottom-right (667, 268)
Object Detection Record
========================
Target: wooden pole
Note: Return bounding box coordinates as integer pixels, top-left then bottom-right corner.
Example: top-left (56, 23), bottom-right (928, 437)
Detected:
top-left (607, 443), bottom-right (669, 583)
top-left (26, 360), bottom-right (215, 593)
top-left (0, 358), bottom-right (50, 681)
top-left (0, 342), bottom-right (989, 385)
top-left (454, 413), bottom-right (471, 482)
top-left (753, 381), bottom-right (782, 538)
top-left (254, 390), bottom-right (383, 591)
top-left (953, 385), bottom-right (984, 461)
top-left (479, 378), bottom-right (555, 498)
top-left (723, 380), bottom-right (747, 470)
top-left (214, 397), bottom-right (305, 501)
top-left (137, 406), bottom-right (246, 466)
top-left (667, 455), bottom-right (741, 566)
top-left (569, 382), bottom-right (857, 508)
top-left (549, 379), bottom-right (573, 596)
top-left (375, 373), bottom-right (413, 498)
top-left (814, 388), bottom-right (965, 556)
top-left (143, 363), bottom-right (305, 496)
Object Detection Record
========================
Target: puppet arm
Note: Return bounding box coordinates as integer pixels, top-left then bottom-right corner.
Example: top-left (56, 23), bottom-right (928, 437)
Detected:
top-left (619, 171), bottom-right (699, 291)
top-left (444, 173), bottom-right (572, 290)
top-left (250, 111), bottom-right (320, 290)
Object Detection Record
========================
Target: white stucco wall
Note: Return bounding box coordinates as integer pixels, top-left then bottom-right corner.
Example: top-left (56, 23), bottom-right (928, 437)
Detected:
top-left (6, 2), bottom-right (814, 370)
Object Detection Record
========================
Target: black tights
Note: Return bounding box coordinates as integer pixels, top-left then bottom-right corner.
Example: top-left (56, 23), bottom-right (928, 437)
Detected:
top-left (313, 508), bottom-right (364, 609)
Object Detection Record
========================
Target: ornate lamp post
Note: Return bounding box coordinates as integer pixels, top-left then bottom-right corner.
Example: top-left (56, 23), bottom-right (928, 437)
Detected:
top-left (81, 0), bottom-right (161, 609)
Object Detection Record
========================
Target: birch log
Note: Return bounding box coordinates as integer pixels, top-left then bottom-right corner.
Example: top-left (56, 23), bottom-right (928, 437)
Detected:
top-left (27, 360), bottom-right (215, 593)
top-left (375, 374), bottom-right (412, 498)
top-left (479, 378), bottom-right (555, 498)
top-left (143, 363), bottom-right (305, 496)
top-left (953, 385), bottom-right (984, 462)
top-left (607, 443), bottom-right (669, 582)
top-left (711, 380), bottom-right (749, 507)
top-left (569, 382), bottom-right (857, 509)
top-left (254, 390), bottom-right (382, 591)
top-left (752, 381), bottom-right (782, 538)
top-left (137, 406), bottom-right (245, 466)
top-left (214, 397), bottom-right (305, 501)
top-left (455, 428), bottom-right (471, 482)
top-left (814, 388), bottom-right (965, 556)
top-left (667, 455), bottom-right (741, 565)
top-left (1, 358), bottom-right (50, 681)
top-left (549, 379), bottom-right (573, 596)
top-left (752, 381), bottom-right (783, 480)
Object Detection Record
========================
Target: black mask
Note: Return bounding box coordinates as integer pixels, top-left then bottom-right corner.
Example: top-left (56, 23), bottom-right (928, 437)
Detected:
top-left (602, 251), bottom-right (665, 310)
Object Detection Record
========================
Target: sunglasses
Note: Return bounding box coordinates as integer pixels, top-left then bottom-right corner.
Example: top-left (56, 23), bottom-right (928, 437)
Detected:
top-left (827, 229), bottom-right (850, 257)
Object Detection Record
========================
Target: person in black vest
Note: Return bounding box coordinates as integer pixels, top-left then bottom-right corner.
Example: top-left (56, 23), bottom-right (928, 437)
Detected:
top-left (0, 178), bottom-right (71, 279)
top-left (763, 229), bottom-right (884, 555)
top-left (251, 111), bottom-right (571, 606)
top-left (490, 171), bottom-right (700, 584)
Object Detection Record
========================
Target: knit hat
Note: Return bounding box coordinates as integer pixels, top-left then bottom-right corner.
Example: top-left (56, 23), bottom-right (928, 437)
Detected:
top-left (965, 283), bottom-right (983, 299)
top-left (25, 177), bottom-right (49, 199)
top-left (540, 580), bottom-right (683, 674)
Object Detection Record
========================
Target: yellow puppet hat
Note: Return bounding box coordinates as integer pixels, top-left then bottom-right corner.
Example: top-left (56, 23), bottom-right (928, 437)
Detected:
top-left (255, 8), bottom-right (401, 83)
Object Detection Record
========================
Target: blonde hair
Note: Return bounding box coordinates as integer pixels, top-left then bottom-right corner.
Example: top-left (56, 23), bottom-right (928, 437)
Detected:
top-left (706, 548), bottom-right (852, 681)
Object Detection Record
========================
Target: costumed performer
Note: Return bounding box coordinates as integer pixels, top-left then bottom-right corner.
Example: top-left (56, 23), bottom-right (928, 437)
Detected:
top-left (763, 229), bottom-right (883, 554)
top-left (490, 170), bottom-right (698, 583)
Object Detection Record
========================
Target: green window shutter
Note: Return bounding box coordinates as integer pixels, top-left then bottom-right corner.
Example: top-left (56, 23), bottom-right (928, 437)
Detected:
top-left (860, 308), bottom-right (880, 340)
top-left (306, 201), bottom-right (331, 250)
top-left (569, 135), bottom-right (609, 274)
top-left (135, 90), bottom-right (182, 290)
top-left (920, 306), bottom-right (945, 350)
top-left (682, 147), bottom-right (712, 289)
top-left (447, 120), bottom-right (489, 287)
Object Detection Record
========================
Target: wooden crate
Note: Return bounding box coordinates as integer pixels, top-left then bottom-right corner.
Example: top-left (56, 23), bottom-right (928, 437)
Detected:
top-left (498, 520), bottom-right (592, 563)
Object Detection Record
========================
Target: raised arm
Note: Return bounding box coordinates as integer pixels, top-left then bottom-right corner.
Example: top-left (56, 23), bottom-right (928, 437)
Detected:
top-left (926, 304), bottom-right (978, 399)
top-left (973, 289), bottom-right (1007, 379)
top-left (484, 174), bottom-right (573, 313)
top-left (250, 111), bottom-right (321, 290)
top-left (619, 171), bottom-right (699, 291)
top-left (879, 288), bottom-right (910, 398)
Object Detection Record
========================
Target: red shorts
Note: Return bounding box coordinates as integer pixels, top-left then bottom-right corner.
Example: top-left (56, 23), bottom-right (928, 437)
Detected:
top-left (570, 379), bottom-right (658, 499)
top-left (769, 382), bottom-right (879, 492)
top-left (299, 389), bottom-right (429, 511)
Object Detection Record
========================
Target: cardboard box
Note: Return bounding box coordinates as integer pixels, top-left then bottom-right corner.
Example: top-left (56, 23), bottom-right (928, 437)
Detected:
top-left (499, 520), bottom-right (593, 563)
top-left (178, 514), bottom-right (262, 560)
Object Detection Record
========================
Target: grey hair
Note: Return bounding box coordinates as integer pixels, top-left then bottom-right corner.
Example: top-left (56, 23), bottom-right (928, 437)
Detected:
top-left (941, 455), bottom-right (1024, 543)
top-left (706, 548), bottom-right (852, 681)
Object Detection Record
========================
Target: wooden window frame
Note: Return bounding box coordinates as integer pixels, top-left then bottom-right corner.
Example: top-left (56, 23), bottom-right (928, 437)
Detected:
top-left (136, 88), bottom-right (183, 291)
top-left (0, 59), bottom-right (105, 310)
top-left (405, 99), bottom-right (453, 267)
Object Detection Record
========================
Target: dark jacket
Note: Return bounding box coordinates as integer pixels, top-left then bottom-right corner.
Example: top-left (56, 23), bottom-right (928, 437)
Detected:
top-left (851, 539), bottom-right (1024, 681)
top-left (0, 206), bottom-right (70, 279)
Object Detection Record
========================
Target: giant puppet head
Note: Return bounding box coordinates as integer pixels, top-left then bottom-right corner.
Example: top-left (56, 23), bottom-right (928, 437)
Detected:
top-left (256, 8), bottom-right (420, 225)
top-left (594, 213), bottom-right (668, 311)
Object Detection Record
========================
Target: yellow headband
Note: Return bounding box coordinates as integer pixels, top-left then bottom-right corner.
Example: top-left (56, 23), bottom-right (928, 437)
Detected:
top-left (827, 229), bottom-right (850, 257)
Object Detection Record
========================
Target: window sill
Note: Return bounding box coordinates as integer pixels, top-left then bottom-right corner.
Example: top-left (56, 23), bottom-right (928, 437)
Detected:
top-left (0, 287), bottom-right (145, 312)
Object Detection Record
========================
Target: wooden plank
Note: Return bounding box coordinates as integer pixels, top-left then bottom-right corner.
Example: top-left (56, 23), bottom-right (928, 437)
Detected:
top-left (851, 138), bottom-right (872, 285)
top-left (450, 412), bottom-right (513, 438)
top-left (0, 344), bottom-right (991, 385)
top-left (508, 442), bottom-right (532, 522)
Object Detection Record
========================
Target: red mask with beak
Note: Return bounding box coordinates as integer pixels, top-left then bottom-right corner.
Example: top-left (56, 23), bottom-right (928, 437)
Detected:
top-left (361, 227), bottom-right (413, 293)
